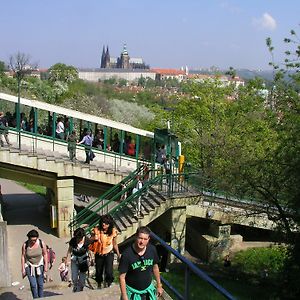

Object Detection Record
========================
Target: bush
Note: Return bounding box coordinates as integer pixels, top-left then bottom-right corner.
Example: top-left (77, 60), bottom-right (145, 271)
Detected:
top-left (232, 246), bottom-right (288, 279)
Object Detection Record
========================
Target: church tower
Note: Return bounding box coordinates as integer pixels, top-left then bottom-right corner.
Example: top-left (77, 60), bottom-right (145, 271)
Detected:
top-left (119, 44), bottom-right (130, 69)
top-left (100, 45), bottom-right (106, 68)
top-left (105, 46), bottom-right (110, 68)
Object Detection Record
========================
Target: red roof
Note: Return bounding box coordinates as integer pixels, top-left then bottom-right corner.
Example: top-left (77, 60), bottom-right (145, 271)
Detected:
top-left (151, 68), bottom-right (186, 75)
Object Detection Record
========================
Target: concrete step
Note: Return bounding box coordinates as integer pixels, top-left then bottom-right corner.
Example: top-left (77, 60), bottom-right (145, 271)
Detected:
top-left (0, 281), bottom-right (120, 300)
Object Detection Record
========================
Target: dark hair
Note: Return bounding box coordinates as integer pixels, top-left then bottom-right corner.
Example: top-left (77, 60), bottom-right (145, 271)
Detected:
top-left (136, 226), bottom-right (151, 236)
top-left (27, 229), bottom-right (39, 239)
top-left (98, 214), bottom-right (114, 236)
top-left (73, 227), bottom-right (85, 240)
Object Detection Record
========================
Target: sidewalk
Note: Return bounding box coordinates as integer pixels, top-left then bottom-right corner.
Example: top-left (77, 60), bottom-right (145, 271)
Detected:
top-left (0, 179), bottom-right (121, 299)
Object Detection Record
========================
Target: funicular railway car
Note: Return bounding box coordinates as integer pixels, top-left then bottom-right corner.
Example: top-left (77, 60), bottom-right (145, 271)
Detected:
top-left (0, 92), bottom-right (155, 168)
top-left (0, 92), bottom-right (180, 170)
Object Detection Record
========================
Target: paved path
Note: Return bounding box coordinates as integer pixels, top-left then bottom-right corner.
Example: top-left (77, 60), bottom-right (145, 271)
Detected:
top-left (0, 178), bottom-right (120, 299)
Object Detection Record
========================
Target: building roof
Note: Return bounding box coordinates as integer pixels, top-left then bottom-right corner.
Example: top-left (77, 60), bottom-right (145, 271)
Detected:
top-left (151, 69), bottom-right (186, 75)
top-left (130, 58), bottom-right (144, 64)
top-left (78, 68), bottom-right (154, 73)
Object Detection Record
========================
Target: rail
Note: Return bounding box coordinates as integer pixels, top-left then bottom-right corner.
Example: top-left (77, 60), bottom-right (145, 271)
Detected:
top-left (150, 231), bottom-right (236, 300)
top-left (69, 164), bottom-right (151, 231)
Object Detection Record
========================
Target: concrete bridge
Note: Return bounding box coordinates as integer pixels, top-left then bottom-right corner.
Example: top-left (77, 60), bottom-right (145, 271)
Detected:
top-left (0, 130), bottom-right (277, 245)
top-left (0, 130), bottom-right (138, 237)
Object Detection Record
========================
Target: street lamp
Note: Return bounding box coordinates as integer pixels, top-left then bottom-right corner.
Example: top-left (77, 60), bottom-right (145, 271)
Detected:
top-left (16, 71), bottom-right (21, 149)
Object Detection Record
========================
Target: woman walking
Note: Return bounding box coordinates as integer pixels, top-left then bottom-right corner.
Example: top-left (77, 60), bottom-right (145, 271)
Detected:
top-left (89, 214), bottom-right (120, 289)
top-left (67, 228), bottom-right (91, 292)
top-left (21, 229), bottom-right (48, 298)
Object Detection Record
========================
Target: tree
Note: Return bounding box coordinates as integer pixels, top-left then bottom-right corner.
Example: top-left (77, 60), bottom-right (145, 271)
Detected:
top-left (0, 60), bottom-right (6, 76)
top-left (225, 66), bottom-right (237, 79)
top-left (48, 63), bottom-right (78, 83)
top-left (265, 28), bottom-right (300, 299)
top-left (9, 52), bottom-right (36, 148)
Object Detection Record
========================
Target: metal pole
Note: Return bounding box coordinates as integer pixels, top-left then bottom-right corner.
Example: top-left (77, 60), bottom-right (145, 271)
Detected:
top-left (17, 75), bottom-right (21, 149)
top-left (184, 266), bottom-right (190, 300)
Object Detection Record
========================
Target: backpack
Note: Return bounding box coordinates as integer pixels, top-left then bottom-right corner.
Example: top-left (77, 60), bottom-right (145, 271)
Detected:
top-left (48, 247), bottom-right (56, 265)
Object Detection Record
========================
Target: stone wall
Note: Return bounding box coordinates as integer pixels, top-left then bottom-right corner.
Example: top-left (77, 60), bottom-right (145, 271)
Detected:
top-left (79, 70), bottom-right (156, 82)
top-left (0, 221), bottom-right (10, 287)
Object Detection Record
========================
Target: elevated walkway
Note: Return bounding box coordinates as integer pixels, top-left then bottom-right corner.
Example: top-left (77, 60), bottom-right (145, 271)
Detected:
top-left (71, 170), bottom-right (279, 255)
top-left (0, 131), bottom-right (138, 237)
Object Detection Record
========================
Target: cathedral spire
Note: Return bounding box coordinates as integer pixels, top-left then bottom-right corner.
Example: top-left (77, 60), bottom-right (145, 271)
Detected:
top-left (101, 45), bottom-right (106, 68)
top-left (122, 43), bottom-right (128, 55)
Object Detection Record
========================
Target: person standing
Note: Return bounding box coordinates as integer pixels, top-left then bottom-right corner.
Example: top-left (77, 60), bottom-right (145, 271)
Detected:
top-left (55, 117), bottom-right (65, 139)
top-left (0, 112), bottom-right (11, 147)
top-left (67, 130), bottom-right (77, 161)
top-left (78, 130), bottom-right (94, 164)
top-left (89, 214), bottom-right (120, 289)
top-left (119, 226), bottom-right (163, 300)
top-left (45, 245), bottom-right (56, 282)
top-left (66, 228), bottom-right (91, 292)
top-left (21, 230), bottom-right (48, 298)
top-left (132, 176), bottom-right (143, 217)
top-left (58, 257), bottom-right (70, 282)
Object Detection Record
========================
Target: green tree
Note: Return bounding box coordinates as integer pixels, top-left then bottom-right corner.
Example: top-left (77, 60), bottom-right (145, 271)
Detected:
top-left (48, 63), bottom-right (78, 83)
top-left (0, 60), bottom-right (6, 75)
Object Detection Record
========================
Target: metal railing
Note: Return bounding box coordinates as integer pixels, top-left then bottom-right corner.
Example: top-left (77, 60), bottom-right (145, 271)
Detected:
top-left (68, 164), bottom-right (150, 231)
top-left (151, 232), bottom-right (236, 300)
top-left (75, 172), bottom-right (191, 234)
top-left (4, 128), bottom-right (148, 173)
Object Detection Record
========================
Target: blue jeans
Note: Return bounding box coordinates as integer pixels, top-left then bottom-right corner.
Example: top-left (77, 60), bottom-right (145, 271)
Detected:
top-left (26, 265), bottom-right (44, 298)
top-left (71, 260), bottom-right (87, 292)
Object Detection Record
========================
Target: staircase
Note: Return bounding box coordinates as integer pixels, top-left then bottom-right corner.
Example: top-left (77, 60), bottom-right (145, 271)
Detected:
top-left (70, 169), bottom-right (196, 243)
top-left (0, 143), bottom-right (131, 183)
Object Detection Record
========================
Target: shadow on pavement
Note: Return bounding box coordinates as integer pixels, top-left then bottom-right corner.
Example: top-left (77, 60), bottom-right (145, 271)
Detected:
top-left (2, 193), bottom-right (52, 234)
top-left (44, 290), bottom-right (63, 297)
top-left (0, 292), bottom-right (22, 300)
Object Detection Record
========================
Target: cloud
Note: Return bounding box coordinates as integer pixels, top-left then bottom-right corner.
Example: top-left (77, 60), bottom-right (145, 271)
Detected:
top-left (253, 13), bottom-right (277, 31)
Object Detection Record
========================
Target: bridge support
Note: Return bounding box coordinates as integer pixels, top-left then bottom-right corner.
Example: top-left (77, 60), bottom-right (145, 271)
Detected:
top-left (170, 207), bottom-right (186, 262)
top-left (55, 179), bottom-right (74, 238)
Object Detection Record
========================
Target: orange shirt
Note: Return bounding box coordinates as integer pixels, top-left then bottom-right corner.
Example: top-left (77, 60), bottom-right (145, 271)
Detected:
top-left (89, 227), bottom-right (118, 255)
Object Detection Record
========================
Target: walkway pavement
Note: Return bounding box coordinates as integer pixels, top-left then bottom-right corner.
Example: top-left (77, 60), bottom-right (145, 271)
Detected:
top-left (0, 179), bottom-right (120, 299)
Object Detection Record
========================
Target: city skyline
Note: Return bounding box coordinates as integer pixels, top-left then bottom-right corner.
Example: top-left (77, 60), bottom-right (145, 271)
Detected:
top-left (0, 0), bottom-right (299, 70)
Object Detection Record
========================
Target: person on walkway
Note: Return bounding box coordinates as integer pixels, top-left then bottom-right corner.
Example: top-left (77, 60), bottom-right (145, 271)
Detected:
top-left (67, 130), bottom-right (77, 161)
top-left (58, 257), bottom-right (70, 282)
top-left (89, 214), bottom-right (120, 289)
top-left (0, 111), bottom-right (11, 147)
top-left (120, 182), bottom-right (128, 202)
top-left (45, 245), bottom-right (56, 282)
top-left (119, 226), bottom-right (163, 300)
top-left (78, 130), bottom-right (94, 164)
top-left (55, 117), bottom-right (65, 139)
top-left (21, 229), bottom-right (48, 299)
top-left (132, 176), bottom-right (143, 217)
top-left (66, 227), bottom-right (91, 292)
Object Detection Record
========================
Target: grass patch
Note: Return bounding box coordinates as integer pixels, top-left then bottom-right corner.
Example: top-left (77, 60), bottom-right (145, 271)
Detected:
top-left (162, 265), bottom-right (277, 300)
top-left (17, 182), bottom-right (46, 197)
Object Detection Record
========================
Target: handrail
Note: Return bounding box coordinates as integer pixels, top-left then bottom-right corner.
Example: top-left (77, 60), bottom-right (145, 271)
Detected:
top-left (84, 170), bottom-right (162, 233)
top-left (81, 172), bottom-right (193, 233)
top-left (69, 164), bottom-right (145, 227)
top-left (69, 164), bottom-right (149, 230)
top-left (150, 232), bottom-right (236, 300)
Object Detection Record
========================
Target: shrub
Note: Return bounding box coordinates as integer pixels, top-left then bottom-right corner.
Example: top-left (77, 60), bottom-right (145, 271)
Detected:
top-left (232, 246), bottom-right (288, 279)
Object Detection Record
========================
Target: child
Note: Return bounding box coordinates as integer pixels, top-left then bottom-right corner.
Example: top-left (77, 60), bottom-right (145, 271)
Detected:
top-left (58, 257), bottom-right (69, 282)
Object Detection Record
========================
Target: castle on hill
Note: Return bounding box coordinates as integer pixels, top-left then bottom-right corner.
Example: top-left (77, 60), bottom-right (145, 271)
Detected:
top-left (100, 44), bottom-right (149, 70)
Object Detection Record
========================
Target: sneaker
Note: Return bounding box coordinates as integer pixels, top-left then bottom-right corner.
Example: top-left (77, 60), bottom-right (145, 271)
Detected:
top-left (97, 283), bottom-right (102, 289)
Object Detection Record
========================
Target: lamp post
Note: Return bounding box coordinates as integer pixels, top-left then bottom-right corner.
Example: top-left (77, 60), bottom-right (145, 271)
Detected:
top-left (16, 71), bottom-right (21, 149)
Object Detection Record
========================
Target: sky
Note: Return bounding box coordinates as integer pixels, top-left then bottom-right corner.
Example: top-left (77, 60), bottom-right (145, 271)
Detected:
top-left (0, 0), bottom-right (299, 70)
